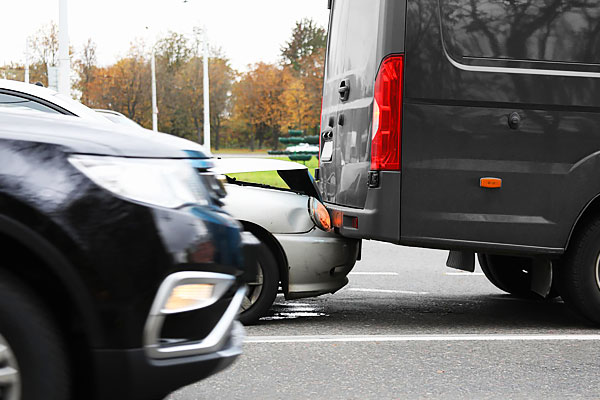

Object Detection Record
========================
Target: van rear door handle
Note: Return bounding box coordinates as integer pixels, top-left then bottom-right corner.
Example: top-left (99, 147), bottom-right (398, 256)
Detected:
top-left (338, 79), bottom-right (350, 101)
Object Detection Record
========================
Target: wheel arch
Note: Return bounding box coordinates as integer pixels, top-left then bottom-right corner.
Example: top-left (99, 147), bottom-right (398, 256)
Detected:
top-left (239, 220), bottom-right (289, 296)
top-left (566, 193), bottom-right (600, 253)
top-left (0, 212), bottom-right (104, 345)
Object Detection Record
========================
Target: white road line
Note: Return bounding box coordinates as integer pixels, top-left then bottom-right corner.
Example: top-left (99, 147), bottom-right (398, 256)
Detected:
top-left (444, 272), bottom-right (485, 276)
top-left (245, 334), bottom-right (600, 344)
top-left (347, 288), bottom-right (429, 295)
top-left (349, 272), bottom-right (399, 276)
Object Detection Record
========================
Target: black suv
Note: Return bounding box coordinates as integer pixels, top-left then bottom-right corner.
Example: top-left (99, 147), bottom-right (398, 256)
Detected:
top-left (320, 0), bottom-right (600, 324)
top-left (0, 110), bottom-right (253, 399)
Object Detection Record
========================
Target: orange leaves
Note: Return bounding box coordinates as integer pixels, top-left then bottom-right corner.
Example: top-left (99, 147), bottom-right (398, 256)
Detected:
top-left (82, 53), bottom-right (152, 128)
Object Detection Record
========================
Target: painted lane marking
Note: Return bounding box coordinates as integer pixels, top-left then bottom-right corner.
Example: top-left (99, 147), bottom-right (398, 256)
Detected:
top-left (245, 334), bottom-right (600, 344)
top-left (445, 272), bottom-right (485, 276)
top-left (347, 288), bottom-right (429, 295)
top-left (349, 272), bottom-right (399, 276)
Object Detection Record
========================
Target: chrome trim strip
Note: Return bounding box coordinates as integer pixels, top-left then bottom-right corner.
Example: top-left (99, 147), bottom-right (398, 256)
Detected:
top-left (144, 271), bottom-right (246, 360)
top-left (443, 44), bottom-right (600, 79)
top-left (462, 55), bottom-right (600, 68)
top-left (595, 253), bottom-right (600, 292)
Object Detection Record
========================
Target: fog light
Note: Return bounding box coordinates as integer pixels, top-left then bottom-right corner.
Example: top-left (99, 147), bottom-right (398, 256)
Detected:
top-left (163, 284), bottom-right (215, 313)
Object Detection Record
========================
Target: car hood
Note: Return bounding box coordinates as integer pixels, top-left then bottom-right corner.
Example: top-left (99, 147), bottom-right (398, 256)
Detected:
top-left (211, 157), bottom-right (321, 200)
top-left (0, 110), bottom-right (211, 159)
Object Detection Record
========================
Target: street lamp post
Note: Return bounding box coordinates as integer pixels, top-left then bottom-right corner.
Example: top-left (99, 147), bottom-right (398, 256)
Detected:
top-left (146, 25), bottom-right (159, 132)
top-left (58, 0), bottom-right (70, 95)
top-left (151, 50), bottom-right (158, 132)
top-left (24, 39), bottom-right (29, 84)
top-left (203, 27), bottom-right (211, 150)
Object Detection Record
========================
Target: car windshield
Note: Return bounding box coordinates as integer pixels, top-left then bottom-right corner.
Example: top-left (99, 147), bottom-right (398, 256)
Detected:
top-left (51, 93), bottom-right (112, 124)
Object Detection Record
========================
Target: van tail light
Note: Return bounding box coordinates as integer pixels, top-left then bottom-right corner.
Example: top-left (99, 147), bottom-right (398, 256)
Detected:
top-left (371, 54), bottom-right (404, 171)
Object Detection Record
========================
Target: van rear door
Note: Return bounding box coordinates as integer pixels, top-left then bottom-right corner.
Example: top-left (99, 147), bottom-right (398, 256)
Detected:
top-left (320, 0), bottom-right (382, 208)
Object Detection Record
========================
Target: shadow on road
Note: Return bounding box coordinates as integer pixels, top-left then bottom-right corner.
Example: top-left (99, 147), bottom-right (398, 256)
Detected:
top-left (255, 293), bottom-right (595, 333)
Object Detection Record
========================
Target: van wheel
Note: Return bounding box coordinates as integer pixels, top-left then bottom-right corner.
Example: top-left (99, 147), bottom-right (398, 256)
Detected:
top-left (0, 271), bottom-right (70, 400)
top-left (477, 254), bottom-right (558, 299)
top-left (238, 242), bottom-right (279, 325)
top-left (558, 218), bottom-right (600, 325)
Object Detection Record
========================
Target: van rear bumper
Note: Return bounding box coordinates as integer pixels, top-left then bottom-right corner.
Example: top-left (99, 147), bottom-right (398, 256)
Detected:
top-left (324, 171), bottom-right (401, 244)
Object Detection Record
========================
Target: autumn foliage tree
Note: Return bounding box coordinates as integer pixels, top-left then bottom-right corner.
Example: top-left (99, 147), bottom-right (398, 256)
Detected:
top-left (280, 18), bottom-right (327, 135)
top-left (75, 39), bottom-right (98, 105)
top-left (153, 32), bottom-right (235, 145)
top-left (207, 57), bottom-right (235, 150)
top-left (9, 18), bottom-right (327, 150)
top-left (82, 42), bottom-right (152, 127)
top-left (29, 22), bottom-right (60, 86)
top-left (77, 32), bottom-right (234, 146)
top-left (1, 22), bottom-right (63, 85)
top-left (232, 63), bottom-right (289, 149)
top-left (280, 75), bottom-right (312, 132)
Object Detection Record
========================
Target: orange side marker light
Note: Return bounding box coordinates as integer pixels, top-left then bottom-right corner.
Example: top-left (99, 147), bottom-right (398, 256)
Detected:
top-left (332, 210), bottom-right (343, 228)
top-left (480, 177), bottom-right (502, 189)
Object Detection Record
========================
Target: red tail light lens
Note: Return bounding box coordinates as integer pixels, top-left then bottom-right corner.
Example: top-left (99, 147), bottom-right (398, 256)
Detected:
top-left (371, 54), bottom-right (404, 171)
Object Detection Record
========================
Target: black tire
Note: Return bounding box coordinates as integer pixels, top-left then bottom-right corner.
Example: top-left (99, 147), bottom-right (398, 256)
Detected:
top-left (0, 270), bottom-right (70, 400)
top-left (238, 242), bottom-right (279, 325)
top-left (478, 253), bottom-right (535, 297)
top-left (477, 253), bottom-right (560, 299)
top-left (558, 218), bottom-right (600, 325)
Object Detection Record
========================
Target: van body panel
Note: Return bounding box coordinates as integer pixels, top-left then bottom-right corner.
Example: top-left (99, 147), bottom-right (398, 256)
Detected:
top-left (401, 102), bottom-right (600, 249)
top-left (399, 0), bottom-right (600, 252)
top-left (320, 0), bottom-right (406, 211)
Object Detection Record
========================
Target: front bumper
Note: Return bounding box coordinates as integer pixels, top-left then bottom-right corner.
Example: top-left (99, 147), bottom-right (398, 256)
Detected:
top-left (276, 229), bottom-right (360, 300)
top-left (91, 321), bottom-right (245, 400)
top-left (91, 269), bottom-right (248, 400)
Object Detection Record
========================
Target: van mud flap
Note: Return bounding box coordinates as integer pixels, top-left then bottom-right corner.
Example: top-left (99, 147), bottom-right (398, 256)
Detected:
top-left (530, 259), bottom-right (553, 298)
top-left (446, 250), bottom-right (475, 272)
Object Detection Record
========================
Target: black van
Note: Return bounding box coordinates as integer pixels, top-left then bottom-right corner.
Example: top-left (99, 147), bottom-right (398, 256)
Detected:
top-left (319, 0), bottom-right (600, 324)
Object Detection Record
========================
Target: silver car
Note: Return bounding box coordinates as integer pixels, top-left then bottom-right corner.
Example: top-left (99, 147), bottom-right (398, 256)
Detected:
top-left (213, 158), bottom-right (360, 324)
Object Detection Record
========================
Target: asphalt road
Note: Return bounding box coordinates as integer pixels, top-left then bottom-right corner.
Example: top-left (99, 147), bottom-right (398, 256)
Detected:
top-left (169, 241), bottom-right (600, 400)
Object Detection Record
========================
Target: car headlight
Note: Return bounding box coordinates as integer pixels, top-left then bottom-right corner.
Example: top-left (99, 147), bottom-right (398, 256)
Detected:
top-left (309, 197), bottom-right (332, 232)
top-left (69, 155), bottom-right (209, 209)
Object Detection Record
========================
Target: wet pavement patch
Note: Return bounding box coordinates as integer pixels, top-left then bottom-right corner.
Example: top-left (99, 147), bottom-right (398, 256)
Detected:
top-left (261, 301), bottom-right (329, 321)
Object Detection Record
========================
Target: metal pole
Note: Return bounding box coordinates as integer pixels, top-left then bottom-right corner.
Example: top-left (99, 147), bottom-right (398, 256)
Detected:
top-left (151, 50), bottom-right (158, 132)
top-left (24, 39), bottom-right (29, 83)
top-left (58, 0), bottom-right (70, 95)
top-left (203, 28), bottom-right (210, 150)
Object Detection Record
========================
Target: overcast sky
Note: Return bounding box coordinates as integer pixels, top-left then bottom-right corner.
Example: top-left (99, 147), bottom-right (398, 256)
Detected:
top-left (3, 0), bottom-right (330, 72)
